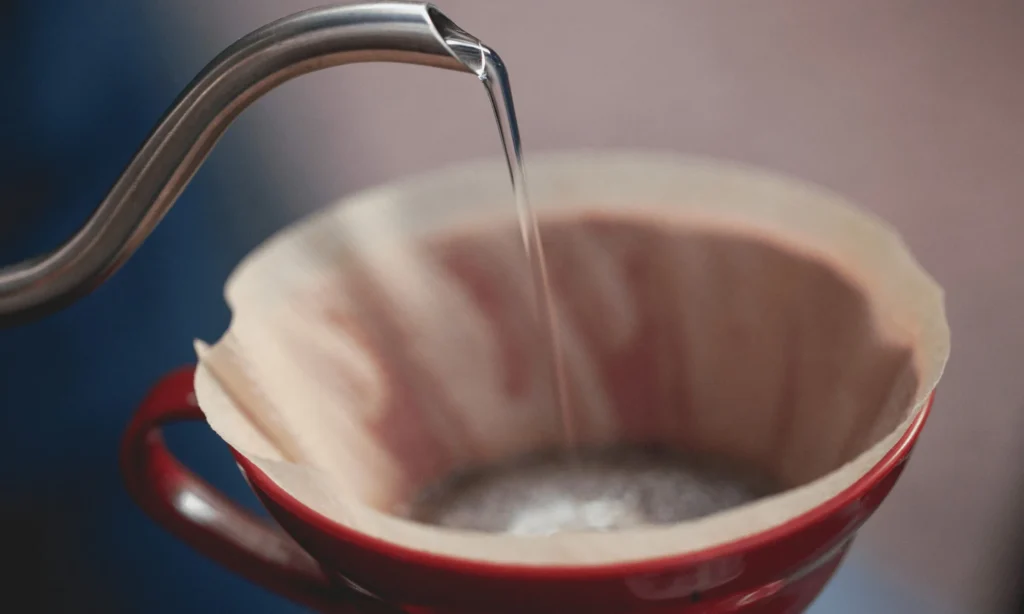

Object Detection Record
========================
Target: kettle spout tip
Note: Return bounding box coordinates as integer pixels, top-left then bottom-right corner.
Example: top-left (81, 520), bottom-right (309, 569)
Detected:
top-left (427, 5), bottom-right (487, 76)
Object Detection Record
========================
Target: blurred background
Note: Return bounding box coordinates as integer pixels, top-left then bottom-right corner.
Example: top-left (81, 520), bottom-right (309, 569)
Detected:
top-left (1, 0), bottom-right (1023, 612)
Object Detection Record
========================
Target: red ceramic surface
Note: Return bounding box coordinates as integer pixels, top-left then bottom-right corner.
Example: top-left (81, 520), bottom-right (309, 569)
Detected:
top-left (121, 365), bottom-right (933, 613)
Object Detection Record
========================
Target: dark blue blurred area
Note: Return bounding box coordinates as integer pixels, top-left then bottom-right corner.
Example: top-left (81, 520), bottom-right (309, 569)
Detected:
top-left (0, 1), bottom-right (306, 612)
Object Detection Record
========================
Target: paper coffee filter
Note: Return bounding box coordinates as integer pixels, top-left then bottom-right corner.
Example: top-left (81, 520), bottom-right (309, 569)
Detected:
top-left (193, 151), bottom-right (949, 566)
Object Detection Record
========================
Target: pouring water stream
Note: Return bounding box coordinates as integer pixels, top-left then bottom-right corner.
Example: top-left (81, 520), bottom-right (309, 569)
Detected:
top-left (445, 30), bottom-right (578, 449)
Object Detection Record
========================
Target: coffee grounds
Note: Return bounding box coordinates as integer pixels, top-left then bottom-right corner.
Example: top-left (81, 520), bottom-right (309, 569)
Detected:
top-left (405, 446), bottom-right (775, 535)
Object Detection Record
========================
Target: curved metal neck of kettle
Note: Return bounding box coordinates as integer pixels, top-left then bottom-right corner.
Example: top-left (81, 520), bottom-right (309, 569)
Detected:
top-left (0, 2), bottom-right (486, 326)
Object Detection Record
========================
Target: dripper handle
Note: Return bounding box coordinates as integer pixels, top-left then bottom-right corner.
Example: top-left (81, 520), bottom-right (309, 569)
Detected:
top-left (120, 366), bottom-right (402, 613)
top-left (0, 2), bottom-right (484, 327)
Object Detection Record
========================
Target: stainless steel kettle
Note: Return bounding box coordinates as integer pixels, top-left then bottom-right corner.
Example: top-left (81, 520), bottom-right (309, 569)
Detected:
top-left (0, 2), bottom-right (487, 326)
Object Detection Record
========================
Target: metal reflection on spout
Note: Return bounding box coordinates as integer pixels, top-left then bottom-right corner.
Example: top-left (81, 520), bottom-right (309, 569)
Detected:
top-left (0, 2), bottom-right (487, 326)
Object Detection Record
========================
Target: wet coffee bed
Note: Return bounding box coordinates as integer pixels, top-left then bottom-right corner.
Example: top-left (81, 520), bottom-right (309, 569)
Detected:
top-left (404, 446), bottom-right (778, 536)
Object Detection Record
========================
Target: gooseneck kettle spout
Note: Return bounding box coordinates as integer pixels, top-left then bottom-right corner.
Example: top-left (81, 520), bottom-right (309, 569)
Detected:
top-left (0, 2), bottom-right (486, 326)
